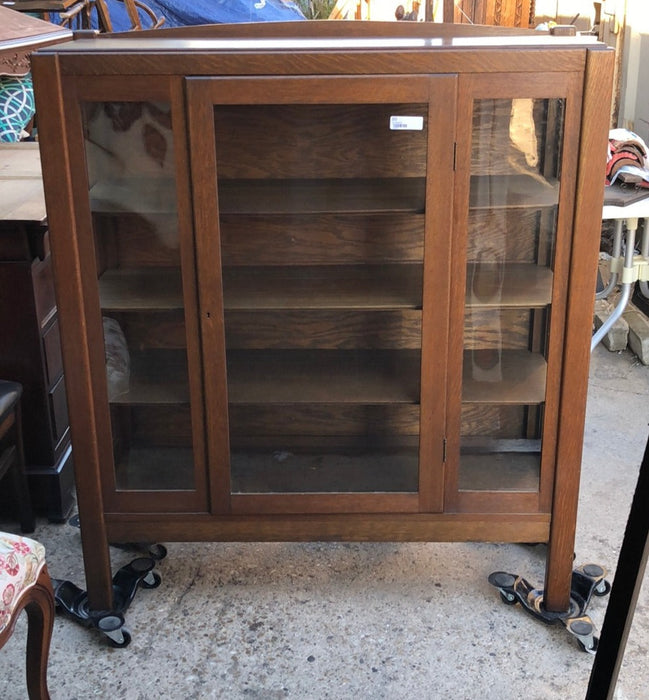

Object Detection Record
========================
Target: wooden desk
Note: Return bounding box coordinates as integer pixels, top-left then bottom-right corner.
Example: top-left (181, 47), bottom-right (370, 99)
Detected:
top-left (0, 6), bottom-right (71, 76)
top-left (0, 142), bottom-right (75, 521)
top-left (1, 0), bottom-right (78, 10)
top-left (0, 144), bottom-right (45, 219)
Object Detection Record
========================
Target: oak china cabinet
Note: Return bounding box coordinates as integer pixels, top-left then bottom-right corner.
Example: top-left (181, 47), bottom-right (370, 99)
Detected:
top-left (31, 21), bottom-right (613, 620)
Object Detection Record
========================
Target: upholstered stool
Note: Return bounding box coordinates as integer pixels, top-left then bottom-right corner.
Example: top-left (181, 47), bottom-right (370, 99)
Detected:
top-left (0, 381), bottom-right (35, 533)
top-left (0, 532), bottom-right (54, 700)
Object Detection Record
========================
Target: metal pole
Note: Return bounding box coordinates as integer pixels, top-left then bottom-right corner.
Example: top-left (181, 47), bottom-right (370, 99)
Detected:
top-left (585, 436), bottom-right (649, 700)
top-left (639, 218), bottom-right (649, 299)
top-left (591, 222), bottom-right (636, 351)
top-left (595, 219), bottom-right (623, 300)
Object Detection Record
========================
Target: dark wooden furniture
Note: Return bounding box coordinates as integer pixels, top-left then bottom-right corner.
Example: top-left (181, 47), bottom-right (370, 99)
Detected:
top-left (32, 21), bottom-right (613, 618)
top-left (0, 143), bottom-right (74, 521)
top-left (0, 380), bottom-right (34, 532)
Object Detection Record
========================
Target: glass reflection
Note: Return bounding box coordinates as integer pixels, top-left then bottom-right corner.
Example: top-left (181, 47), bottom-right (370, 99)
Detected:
top-left (460, 97), bottom-right (564, 494)
top-left (83, 101), bottom-right (195, 491)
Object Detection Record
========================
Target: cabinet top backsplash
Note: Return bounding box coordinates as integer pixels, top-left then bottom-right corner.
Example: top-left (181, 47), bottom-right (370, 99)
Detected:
top-left (32, 23), bottom-right (609, 80)
top-left (38, 33), bottom-right (603, 55)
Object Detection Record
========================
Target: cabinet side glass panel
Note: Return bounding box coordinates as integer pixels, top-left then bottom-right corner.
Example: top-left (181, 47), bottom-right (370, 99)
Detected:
top-left (214, 102), bottom-right (427, 494)
top-left (82, 101), bottom-right (195, 491)
top-left (461, 97), bottom-right (565, 493)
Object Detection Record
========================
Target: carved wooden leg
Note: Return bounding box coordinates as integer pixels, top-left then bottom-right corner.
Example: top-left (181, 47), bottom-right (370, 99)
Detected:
top-left (24, 565), bottom-right (55, 700)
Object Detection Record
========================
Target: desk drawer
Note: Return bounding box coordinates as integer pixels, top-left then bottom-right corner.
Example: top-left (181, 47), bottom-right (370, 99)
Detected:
top-left (32, 253), bottom-right (56, 327)
top-left (42, 319), bottom-right (63, 386)
top-left (48, 375), bottom-right (69, 443)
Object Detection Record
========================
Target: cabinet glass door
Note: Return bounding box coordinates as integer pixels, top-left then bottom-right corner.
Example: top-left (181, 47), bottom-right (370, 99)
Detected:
top-left (81, 95), bottom-right (204, 506)
top-left (188, 76), bottom-right (455, 513)
top-left (454, 76), bottom-right (578, 512)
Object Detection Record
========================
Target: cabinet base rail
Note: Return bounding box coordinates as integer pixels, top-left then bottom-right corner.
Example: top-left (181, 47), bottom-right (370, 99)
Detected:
top-left (488, 564), bottom-right (611, 654)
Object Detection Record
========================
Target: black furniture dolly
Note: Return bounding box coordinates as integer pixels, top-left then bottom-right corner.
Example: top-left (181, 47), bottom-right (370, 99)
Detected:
top-left (52, 521), bottom-right (167, 647)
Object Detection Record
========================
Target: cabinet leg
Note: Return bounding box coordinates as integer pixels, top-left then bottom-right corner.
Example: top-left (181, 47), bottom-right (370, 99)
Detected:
top-left (543, 547), bottom-right (575, 613)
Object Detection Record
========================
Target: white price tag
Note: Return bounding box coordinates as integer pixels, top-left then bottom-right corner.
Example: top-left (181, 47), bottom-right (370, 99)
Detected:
top-left (389, 115), bottom-right (424, 131)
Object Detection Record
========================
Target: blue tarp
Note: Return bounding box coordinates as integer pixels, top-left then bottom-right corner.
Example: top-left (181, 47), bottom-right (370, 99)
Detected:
top-left (55, 0), bottom-right (305, 32)
top-left (140, 0), bottom-right (305, 28)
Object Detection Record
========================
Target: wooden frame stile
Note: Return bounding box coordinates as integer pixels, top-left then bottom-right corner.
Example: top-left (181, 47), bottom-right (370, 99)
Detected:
top-left (31, 54), bottom-right (113, 610)
top-left (418, 74), bottom-right (456, 514)
top-left (536, 71), bottom-right (584, 516)
top-left (444, 71), bottom-right (472, 515)
top-left (544, 47), bottom-right (615, 613)
top-left (168, 74), bottom-right (210, 518)
top-left (185, 78), bottom-right (232, 516)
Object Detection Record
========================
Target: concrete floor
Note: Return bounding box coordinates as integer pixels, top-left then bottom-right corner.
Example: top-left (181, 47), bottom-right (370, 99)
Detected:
top-left (1, 344), bottom-right (648, 700)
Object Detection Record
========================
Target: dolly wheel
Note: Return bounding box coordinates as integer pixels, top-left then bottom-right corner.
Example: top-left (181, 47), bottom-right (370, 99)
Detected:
top-left (593, 580), bottom-right (611, 597)
top-left (107, 628), bottom-right (132, 648)
top-left (140, 571), bottom-right (162, 589)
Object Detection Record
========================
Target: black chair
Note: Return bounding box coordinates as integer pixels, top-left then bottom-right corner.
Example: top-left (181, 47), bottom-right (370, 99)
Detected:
top-left (0, 381), bottom-right (35, 533)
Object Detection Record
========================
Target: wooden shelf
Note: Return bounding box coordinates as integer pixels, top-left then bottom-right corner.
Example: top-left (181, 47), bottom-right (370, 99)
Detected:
top-left (90, 178), bottom-right (177, 214)
top-left (115, 446), bottom-right (195, 490)
top-left (99, 268), bottom-right (183, 310)
top-left (218, 178), bottom-right (426, 215)
top-left (112, 378), bottom-right (189, 405)
top-left (98, 265), bottom-right (423, 311)
top-left (458, 451), bottom-right (540, 492)
top-left (470, 174), bottom-right (559, 210)
top-left (462, 350), bottom-right (547, 404)
top-left (466, 263), bottom-right (553, 308)
top-left (461, 437), bottom-right (542, 453)
top-left (223, 264), bottom-right (422, 310)
top-left (231, 449), bottom-right (419, 494)
top-left (227, 349), bottom-right (421, 404)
